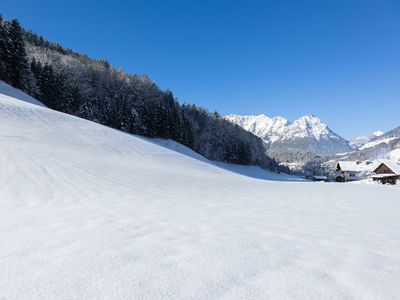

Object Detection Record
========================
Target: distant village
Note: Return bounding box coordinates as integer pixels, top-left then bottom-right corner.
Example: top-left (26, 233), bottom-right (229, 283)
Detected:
top-left (313, 160), bottom-right (400, 185)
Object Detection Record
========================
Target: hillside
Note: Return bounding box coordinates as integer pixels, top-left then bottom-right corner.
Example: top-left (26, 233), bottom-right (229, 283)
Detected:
top-left (1, 84), bottom-right (400, 299)
top-left (349, 131), bottom-right (384, 149)
top-left (337, 127), bottom-right (400, 162)
top-left (0, 16), bottom-right (274, 169)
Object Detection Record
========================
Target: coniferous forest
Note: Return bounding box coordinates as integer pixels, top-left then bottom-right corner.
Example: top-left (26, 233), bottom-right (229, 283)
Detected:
top-left (0, 15), bottom-right (278, 170)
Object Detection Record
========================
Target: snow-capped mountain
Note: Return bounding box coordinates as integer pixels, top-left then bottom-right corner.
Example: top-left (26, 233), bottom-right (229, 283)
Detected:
top-left (349, 131), bottom-right (384, 149)
top-left (361, 127), bottom-right (400, 150)
top-left (225, 114), bottom-right (352, 157)
top-left (224, 114), bottom-right (289, 143)
top-left (337, 126), bottom-right (400, 162)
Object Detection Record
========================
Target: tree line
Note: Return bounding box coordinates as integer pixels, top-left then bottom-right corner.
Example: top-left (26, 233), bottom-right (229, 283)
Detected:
top-left (0, 15), bottom-right (278, 169)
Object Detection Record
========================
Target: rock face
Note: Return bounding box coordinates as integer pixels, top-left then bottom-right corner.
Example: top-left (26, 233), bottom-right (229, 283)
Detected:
top-left (225, 114), bottom-right (352, 157)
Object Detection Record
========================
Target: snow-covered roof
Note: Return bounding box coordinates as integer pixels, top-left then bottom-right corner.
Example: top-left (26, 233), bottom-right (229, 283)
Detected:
top-left (313, 175), bottom-right (328, 180)
top-left (374, 160), bottom-right (400, 175)
top-left (337, 161), bottom-right (378, 172)
top-left (371, 173), bottom-right (399, 178)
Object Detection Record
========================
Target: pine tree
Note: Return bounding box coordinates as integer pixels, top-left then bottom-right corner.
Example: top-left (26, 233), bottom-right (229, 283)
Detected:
top-left (32, 63), bottom-right (64, 108)
top-left (6, 19), bottom-right (29, 90)
top-left (30, 59), bottom-right (42, 98)
top-left (0, 15), bottom-right (7, 81)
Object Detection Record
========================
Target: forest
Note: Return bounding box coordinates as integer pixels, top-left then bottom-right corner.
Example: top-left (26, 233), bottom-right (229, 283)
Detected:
top-left (0, 15), bottom-right (279, 170)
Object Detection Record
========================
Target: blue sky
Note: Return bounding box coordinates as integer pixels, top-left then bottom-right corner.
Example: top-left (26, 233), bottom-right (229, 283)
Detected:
top-left (2, 0), bottom-right (400, 138)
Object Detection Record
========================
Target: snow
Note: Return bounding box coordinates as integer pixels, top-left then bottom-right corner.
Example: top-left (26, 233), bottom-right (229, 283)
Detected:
top-left (337, 161), bottom-right (379, 172)
top-left (1, 82), bottom-right (400, 299)
top-left (359, 137), bottom-right (398, 150)
top-left (224, 113), bottom-right (335, 142)
top-left (224, 113), bottom-right (351, 156)
top-left (313, 175), bottom-right (328, 180)
top-left (387, 148), bottom-right (400, 162)
top-left (371, 173), bottom-right (398, 178)
top-left (0, 80), bottom-right (45, 107)
top-left (373, 130), bottom-right (385, 137)
top-left (350, 131), bottom-right (384, 149)
top-left (224, 114), bottom-right (289, 143)
top-left (292, 114), bottom-right (330, 141)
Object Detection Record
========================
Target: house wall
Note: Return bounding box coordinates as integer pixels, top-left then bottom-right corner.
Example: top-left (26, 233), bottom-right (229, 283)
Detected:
top-left (375, 164), bottom-right (395, 175)
top-left (344, 171), bottom-right (362, 181)
top-left (374, 175), bottom-right (400, 185)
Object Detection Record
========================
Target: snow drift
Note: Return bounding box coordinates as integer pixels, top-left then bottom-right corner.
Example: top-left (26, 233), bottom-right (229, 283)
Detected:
top-left (1, 82), bottom-right (400, 299)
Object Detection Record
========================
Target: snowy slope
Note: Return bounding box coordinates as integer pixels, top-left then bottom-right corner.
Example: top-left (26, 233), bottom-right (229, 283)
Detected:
top-left (387, 148), bottom-right (400, 162)
top-left (349, 131), bottom-right (384, 149)
top-left (1, 83), bottom-right (400, 299)
top-left (225, 114), bottom-right (351, 156)
top-left (0, 80), bottom-right (45, 106)
top-left (358, 127), bottom-right (400, 151)
top-left (338, 127), bottom-right (400, 162)
top-left (360, 137), bottom-right (398, 150)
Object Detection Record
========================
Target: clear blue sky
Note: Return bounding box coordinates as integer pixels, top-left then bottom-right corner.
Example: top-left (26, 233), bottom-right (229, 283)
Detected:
top-left (2, 0), bottom-right (400, 138)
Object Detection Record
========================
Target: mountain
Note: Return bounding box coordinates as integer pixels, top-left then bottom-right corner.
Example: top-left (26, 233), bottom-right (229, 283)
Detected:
top-left (225, 114), bottom-right (352, 168)
top-left (337, 126), bottom-right (400, 161)
top-left (2, 78), bottom-right (400, 300)
top-left (349, 131), bottom-right (384, 149)
top-left (224, 114), bottom-right (289, 143)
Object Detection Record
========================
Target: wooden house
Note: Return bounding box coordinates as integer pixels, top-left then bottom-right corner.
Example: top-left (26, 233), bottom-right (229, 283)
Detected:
top-left (371, 160), bottom-right (400, 185)
top-left (336, 161), bottom-right (376, 182)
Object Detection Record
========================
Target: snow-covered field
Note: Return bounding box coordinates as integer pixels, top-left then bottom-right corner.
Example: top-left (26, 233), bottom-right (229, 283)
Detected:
top-left (1, 82), bottom-right (400, 299)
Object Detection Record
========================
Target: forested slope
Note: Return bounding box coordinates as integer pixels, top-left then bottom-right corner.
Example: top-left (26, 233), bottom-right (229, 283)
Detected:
top-left (0, 15), bottom-right (276, 169)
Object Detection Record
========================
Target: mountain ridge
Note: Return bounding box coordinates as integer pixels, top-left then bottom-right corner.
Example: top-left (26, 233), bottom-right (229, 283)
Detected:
top-left (225, 113), bottom-right (352, 157)
top-left (337, 126), bottom-right (400, 162)
top-left (349, 131), bottom-right (384, 149)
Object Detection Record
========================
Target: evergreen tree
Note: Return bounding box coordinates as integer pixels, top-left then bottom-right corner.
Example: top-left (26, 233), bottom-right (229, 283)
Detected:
top-left (0, 15), bottom-right (7, 81)
top-left (6, 19), bottom-right (29, 90)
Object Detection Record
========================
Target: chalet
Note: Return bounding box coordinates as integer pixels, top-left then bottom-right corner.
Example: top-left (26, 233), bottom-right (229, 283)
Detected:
top-left (371, 160), bottom-right (400, 185)
top-left (336, 161), bottom-right (377, 182)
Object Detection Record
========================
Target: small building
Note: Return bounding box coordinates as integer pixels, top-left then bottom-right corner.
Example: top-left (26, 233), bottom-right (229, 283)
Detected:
top-left (313, 175), bottom-right (328, 182)
top-left (371, 160), bottom-right (400, 185)
top-left (336, 161), bottom-right (377, 182)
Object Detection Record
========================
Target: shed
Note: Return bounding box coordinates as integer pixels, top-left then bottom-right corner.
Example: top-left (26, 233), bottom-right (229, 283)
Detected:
top-left (313, 175), bottom-right (328, 182)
